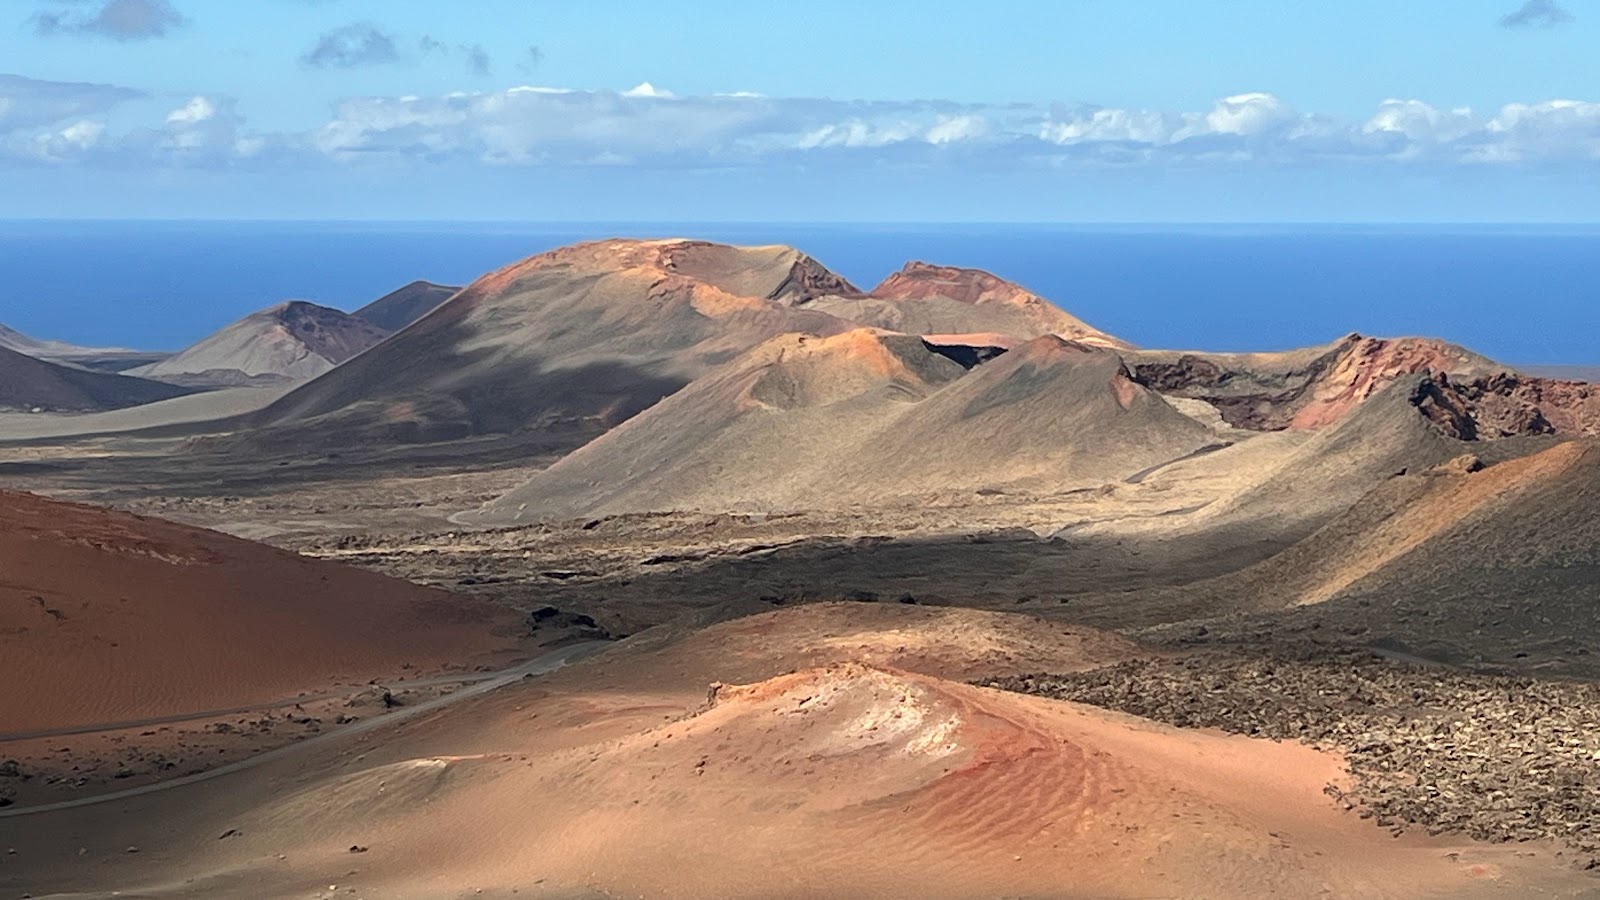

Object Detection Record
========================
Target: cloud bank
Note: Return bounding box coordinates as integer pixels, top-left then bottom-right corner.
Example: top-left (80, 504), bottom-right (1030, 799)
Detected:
top-left (2, 75), bottom-right (1597, 172)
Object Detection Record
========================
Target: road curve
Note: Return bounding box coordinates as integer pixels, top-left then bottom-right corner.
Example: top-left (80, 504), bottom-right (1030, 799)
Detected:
top-left (0, 640), bottom-right (610, 819)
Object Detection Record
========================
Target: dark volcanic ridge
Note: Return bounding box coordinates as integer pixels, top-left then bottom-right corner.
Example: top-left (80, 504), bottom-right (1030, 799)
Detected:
top-left (353, 280), bottom-right (461, 332)
top-left (0, 344), bottom-right (194, 413)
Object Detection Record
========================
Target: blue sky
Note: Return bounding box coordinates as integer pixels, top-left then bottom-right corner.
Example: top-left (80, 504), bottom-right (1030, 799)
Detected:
top-left (1, 0), bottom-right (1596, 220)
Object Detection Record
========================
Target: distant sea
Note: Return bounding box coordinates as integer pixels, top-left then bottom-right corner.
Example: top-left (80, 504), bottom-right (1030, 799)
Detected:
top-left (0, 220), bottom-right (1595, 366)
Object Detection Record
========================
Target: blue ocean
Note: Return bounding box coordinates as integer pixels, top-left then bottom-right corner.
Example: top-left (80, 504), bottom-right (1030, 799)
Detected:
top-left (0, 221), bottom-right (1595, 366)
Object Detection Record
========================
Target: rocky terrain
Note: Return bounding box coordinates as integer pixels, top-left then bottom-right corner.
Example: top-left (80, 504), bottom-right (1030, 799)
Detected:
top-left (984, 648), bottom-right (1600, 868)
top-left (1415, 371), bottom-right (1600, 438)
top-left (1128, 333), bottom-right (1502, 431)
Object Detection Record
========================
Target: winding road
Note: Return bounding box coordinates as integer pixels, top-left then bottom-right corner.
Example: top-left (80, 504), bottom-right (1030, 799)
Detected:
top-left (0, 640), bottom-right (609, 819)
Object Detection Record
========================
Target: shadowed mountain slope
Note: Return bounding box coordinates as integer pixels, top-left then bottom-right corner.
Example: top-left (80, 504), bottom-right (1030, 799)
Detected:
top-left (1151, 436), bottom-right (1600, 675)
top-left (1198, 366), bottom-right (1600, 541)
top-left (352, 280), bottom-right (460, 332)
top-left (0, 344), bottom-right (193, 413)
top-left (237, 240), bottom-right (860, 452)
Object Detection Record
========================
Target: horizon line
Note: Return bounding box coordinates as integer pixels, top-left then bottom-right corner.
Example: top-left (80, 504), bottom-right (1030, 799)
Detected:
top-left (4, 218), bottom-right (1600, 228)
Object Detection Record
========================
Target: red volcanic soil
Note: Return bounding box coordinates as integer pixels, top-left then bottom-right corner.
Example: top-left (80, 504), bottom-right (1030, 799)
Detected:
top-left (5, 603), bottom-right (1582, 898)
top-left (872, 262), bottom-right (1043, 305)
top-left (0, 492), bottom-right (518, 734)
top-left (227, 658), bottom-right (1552, 898)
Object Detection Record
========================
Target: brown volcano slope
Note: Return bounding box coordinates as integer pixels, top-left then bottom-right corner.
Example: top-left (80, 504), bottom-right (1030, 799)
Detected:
top-left (468, 332), bottom-right (1218, 523)
top-left (0, 344), bottom-right (193, 413)
top-left (130, 301), bottom-right (392, 387)
top-left (1129, 333), bottom-right (1503, 431)
top-left (1180, 438), bottom-right (1600, 672)
top-left (1182, 373), bottom-right (1526, 544)
top-left (10, 602), bottom-right (1575, 899)
top-left (351, 280), bottom-right (460, 332)
top-left (792, 261), bottom-right (1127, 347)
top-left (237, 240), bottom-right (859, 452)
top-left (0, 491), bottom-right (517, 734)
top-left (1197, 366), bottom-right (1599, 542)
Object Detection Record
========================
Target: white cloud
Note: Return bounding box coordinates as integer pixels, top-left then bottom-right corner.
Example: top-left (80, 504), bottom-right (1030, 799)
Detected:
top-left (925, 114), bottom-right (988, 145)
top-left (1203, 92), bottom-right (1294, 136)
top-left (621, 82), bottom-right (674, 99)
top-left (1482, 99), bottom-right (1600, 161)
top-left (1365, 99), bottom-right (1476, 142)
top-left (166, 96), bottom-right (216, 125)
top-left (58, 120), bottom-right (105, 147)
top-left (5, 76), bottom-right (1599, 173)
top-left (1040, 107), bottom-right (1189, 145)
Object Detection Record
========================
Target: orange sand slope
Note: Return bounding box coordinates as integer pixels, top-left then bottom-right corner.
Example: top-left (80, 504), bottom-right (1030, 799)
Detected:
top-left (0, 491), bottom-right (517, 734)
top-left (11, 604), bottom-right (1586, 899)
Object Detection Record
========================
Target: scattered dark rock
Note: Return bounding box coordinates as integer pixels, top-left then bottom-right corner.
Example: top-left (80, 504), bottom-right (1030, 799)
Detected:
top-left (525, 606), bottom-right (611, 638)
top-left (982, 648), bottom-right (1600, 868)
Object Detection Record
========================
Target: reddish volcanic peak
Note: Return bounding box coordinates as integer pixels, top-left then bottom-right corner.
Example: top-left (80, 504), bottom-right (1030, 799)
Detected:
top-left (866, 262), bottom-right (1125, 347)
top-left (453, 239), bottom-right (858, 311)
top-left (870, 262), bottom-right (1042, 306)
top-left (1289, 333), bottom-right (1502, 430)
